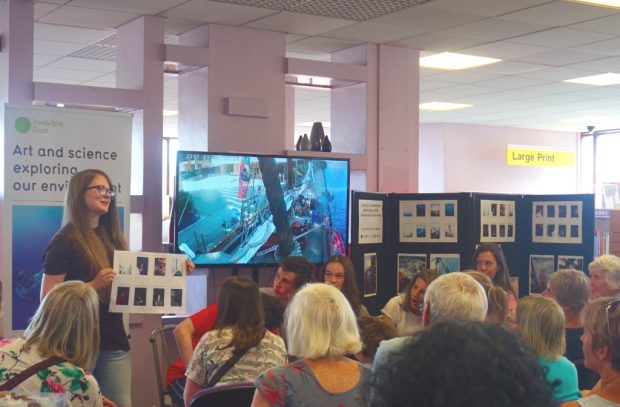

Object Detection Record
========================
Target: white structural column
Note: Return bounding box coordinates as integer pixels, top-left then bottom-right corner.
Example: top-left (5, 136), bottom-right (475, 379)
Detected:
top-left (377, 44), bottom-right (420, 193)
top-left (116, 16), bottom-right (164, 252)
top-left (115, 16), bottom-right (165, 407)
top-left (178, 24), bottom-right (209, 151)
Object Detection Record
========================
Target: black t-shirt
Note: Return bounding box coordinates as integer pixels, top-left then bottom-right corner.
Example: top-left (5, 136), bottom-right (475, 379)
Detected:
top-left (42, 224), bottom-right (130, 352)
top-left (565, 327), bottom-right (598, 390)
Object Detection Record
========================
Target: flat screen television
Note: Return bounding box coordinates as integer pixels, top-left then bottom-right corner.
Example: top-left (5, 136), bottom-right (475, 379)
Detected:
top-left (174, 151), bottom-right (350, 266)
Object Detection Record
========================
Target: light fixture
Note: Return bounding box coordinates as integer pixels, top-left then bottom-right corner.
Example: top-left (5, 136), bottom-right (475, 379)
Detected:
top-left (564, 73), bottom-right (620, 86)
top-left (420, 102), bottom-right (473, 111)
top-left (163, 110), bottom-right (178, 116)
top-left (420, 52), bottom-right (501, 70)
top-left (568, 0), bottom-right (620, 8)
top-left (293, 75), bottom-right (332, 87)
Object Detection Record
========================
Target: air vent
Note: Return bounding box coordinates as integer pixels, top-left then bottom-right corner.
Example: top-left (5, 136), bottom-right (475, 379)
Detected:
top-left (68, 35), bottom-right (179, 61)
top-left (211, 0), bottom-right (433, 22)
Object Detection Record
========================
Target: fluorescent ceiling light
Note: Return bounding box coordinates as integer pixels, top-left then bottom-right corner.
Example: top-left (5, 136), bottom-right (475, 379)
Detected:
top-left (294, 75), bottom-right (331, 86)
top-left (420, 102), bottom-right (473, 111)
top-left (564, 73), bottom-right (620, 86)
top-left (420, 52), bottom-right (501, 70)
top-left (568, 0), bottom-right (620, 8)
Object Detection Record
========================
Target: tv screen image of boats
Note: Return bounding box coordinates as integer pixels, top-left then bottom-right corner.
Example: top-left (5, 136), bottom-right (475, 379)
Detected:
top-left (175, 151), bottom-right (350, 266)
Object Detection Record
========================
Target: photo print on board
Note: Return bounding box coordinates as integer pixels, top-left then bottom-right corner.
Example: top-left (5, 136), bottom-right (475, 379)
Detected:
top-left (532, 201), bottom-right (582, 244)
top-left (480, 199), bottom-right (516, 243)
top-left (117, 252), bottom-right (132, 275)
top-left (558, 255), bottom-right (584, 272)
top-left (529, 255), bottom-right (555, 294)
top-left (134, 287), bottom-right (147, 306)
top-left (154, 257), bottom-right (166, 277)
top-left (171, 289), bottom-right (183, 307)
top-left (397, 254), bottom-right (427, 293)
top-left (136, 256), bottom-right (149, 276)
top-left (430, 254), bottom-right (460, 275)
top-left (400, 200), bottom-right (458, 243)
top-left (115, 286), bottom-right (130, 306)
top-left (152, 288), bottom-right (165, 306)
top-left (363, 253), bottom-right (378, 298)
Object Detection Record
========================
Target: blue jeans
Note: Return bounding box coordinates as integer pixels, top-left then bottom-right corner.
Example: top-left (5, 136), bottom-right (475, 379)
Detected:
top-left (93, 350), bottom-right (132, 407)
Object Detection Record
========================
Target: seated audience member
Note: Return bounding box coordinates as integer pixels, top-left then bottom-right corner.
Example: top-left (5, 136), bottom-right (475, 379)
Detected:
top-left (562, 298), bottom-right (620, 407)
top-left (517, 295), bottom-right (580, 402)
top-left (588, 255), bottom-right (620, 300)
top-left (167, 294), bottom-right (286, 406)
top-left (374, 272), bottom-right (487, 371)
top-left (262, 256), bottom-right (314, 305)
top-left (356, 316), bottom-right (397, 365)
top-left (252, 283), bottom-right (370, 407)
top-left (472, 243), bottom-right (518, 327)
top-left (0, 281), bottom-right (109, 406)
top-left (466, 270), bottom-right (509, 325)
top-left (546, 269), bottom-right (599, 390)
top-left (381, 269), bottom-right (440, 336)
top-left (370, 320), bottom-right (554, 407)
top-left (184, 277), bottom-right (287, 404)
top-left (323, 254), bottom-right (369, 317)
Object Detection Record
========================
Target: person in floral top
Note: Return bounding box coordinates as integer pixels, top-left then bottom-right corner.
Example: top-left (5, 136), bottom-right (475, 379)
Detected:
top-left (0, 281), bottom-right (109, 406)
top-left (184, 277), bottom-right (287, 404)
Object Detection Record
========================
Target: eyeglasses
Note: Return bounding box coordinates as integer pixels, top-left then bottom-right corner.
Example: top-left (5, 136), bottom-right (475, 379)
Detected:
top-left (606, 298), bottom-right (620, 346)
top-left (86, 185), bottom-right (116, 199)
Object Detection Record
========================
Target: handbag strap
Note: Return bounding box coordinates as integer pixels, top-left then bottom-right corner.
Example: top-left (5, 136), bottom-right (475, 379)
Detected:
top-left (206, 349), bottom-right (248, 388)
top-left (0, 357), bottom-right (65, 391)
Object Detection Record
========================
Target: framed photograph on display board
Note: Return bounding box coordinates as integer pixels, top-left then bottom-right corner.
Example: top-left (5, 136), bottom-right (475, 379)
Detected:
top-left (529, 254), bottom-right (555, 294)
top-left (557, 255), bottom-right (584, 271)
top-left (397, 254), bottom-right (427, 293)
top-left (480, 199), bottom-right (515, 243)
top-left (363, 253), bottom-right (378, 298)
top-left (429, 254), bottom-right (460, 274)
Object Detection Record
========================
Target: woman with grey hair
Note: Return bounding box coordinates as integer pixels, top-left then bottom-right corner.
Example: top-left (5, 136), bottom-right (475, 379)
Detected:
top-left (588, 255), bottom-right (620, 300)
top-left (251, 283), bottom-right (370, 406)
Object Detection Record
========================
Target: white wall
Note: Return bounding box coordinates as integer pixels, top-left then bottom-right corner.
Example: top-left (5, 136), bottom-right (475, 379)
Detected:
top-left (419, 123), bottom-right (580, 194)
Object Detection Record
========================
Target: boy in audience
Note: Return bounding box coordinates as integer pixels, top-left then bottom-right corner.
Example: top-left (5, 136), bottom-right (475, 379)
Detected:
top-left (261, 256), bottom-right (314, 305)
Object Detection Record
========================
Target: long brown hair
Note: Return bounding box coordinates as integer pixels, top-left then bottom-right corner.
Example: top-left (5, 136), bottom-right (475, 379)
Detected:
top-left (401, 269), bottom-right (440, 312)
top-left (216, 276), bottom-right (266, 353)
top-left (323, 255), bottom-right (363, 315)
top-left (59, 169), bottom-right (127, 301)
top-left (472, 243), bottom-right (516, 299)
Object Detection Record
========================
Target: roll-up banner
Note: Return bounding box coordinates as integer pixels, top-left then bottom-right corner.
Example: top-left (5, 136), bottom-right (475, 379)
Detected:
top-left (2, 105), bottom-right (132, 336)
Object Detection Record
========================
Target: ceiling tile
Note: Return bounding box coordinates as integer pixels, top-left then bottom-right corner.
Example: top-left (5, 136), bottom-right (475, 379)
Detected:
top-left (44, 56), bottom-right (116, 72)
top-left (498, 2), bottom-right (617, 27)
top-left (286, 34), bottom-right (308, 43)
top-left (515, 49), bottom-right (602, 66)
top-left (393, 32), bottom-right (486, 51)
top-left (475, 76), bottom-right (549, 90)
top-left (35, 23), bottom-right (114, 44)
top-left (33, 76), bottom-right (83, 85)
top-left (38, 5), bottom-right (140, 29)
top-left (286, 51), bottom-right (332, 61)
top-left (424, 0), bottom-right (551, 18)
top-left (460, 41), bottom-right (551, 59)
top-left (68, 0), bottom-right (187, 15)
top-left (428, 83), bottom-right (501, 97)
top-left (469, 60), bottom-right (548, 75)
top-left (423, 70), bottom-right (502, 84)
top-left (163, 0), bottom-right (277, 25)
top-left (34, 39), bottom-right (87, 56)
top-left (440, 18), bottom-right (547, 41)
top-left (563, 56), bottom-right (620, 73)
top-left (287, 36), bottom-right (362, 53)
top-left (569, 37), bottom-right (620, 57)
top-left (33, 54), bottom-right (61, 68)
top-left (571, 14), bottom-right (620, 36)
top-left (35, 66), bottom-right (103, 81)
top-left (518, 66), bottom-right (604, 81)
top-left (370, 3), bottom-right (483, 31)
top-left (321, 22), bottom-right (426, 44)
top-left (245, 11), bottom-right (354, 36)
top-left (509, 27), bottom-right (615, 49)
top-left (420, 80), bottom-right (452, 91)
top-left (35, 2), bottom-right (61, 19)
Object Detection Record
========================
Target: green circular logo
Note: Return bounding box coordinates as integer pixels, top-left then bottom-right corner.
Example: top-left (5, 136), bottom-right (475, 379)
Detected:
top-left (15, 117), bottom-right (31, 133)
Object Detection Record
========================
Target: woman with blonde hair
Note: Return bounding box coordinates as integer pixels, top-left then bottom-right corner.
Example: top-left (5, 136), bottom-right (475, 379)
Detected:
top-left (252, 283), bottom-right (370, 406)
top-left (517, 295), bottom-right (580, 402)
top-left (562, 298), bottom-right (620, 406)
top-left (546, 269), bottom-right (598, 390)
top-left (0, 281), bottom-right (105, 406)
top-left (465, 271), bottom-right (508, 325)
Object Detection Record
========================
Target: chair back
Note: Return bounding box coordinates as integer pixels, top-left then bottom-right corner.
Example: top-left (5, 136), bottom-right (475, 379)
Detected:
top-left (150, 324), bottom-right (179, 407)
top-left (189, 381), bottom-right (256, 407)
